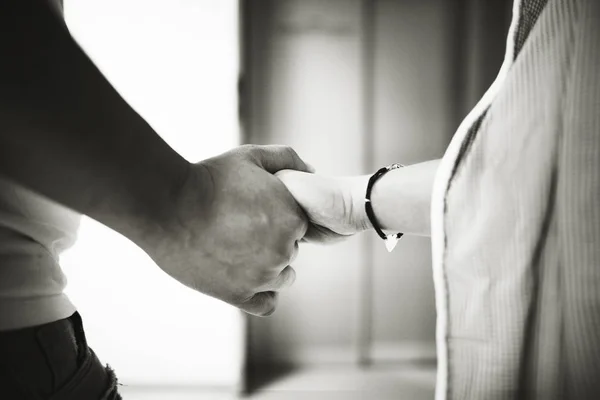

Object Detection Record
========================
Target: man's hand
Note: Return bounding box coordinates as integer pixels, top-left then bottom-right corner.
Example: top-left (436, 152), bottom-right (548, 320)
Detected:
top-left (142, 145), bottom-right (312, 317)
top-left (0, 2), bottom-right (315, 317)
top-left (275, 170), bottom-right (370, 243)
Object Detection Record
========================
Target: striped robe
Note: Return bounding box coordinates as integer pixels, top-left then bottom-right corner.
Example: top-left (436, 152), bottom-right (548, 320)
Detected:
top-left (431, 0), bottom-right (600, 398)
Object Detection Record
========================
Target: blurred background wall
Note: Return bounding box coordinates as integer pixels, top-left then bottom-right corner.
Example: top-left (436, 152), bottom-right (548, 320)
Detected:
top-left (242, 0), bottom-right (512, 385)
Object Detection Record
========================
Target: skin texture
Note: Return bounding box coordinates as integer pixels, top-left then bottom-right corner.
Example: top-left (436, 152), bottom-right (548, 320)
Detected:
top-left (146, 146), bottom-right (313, 316)
top-left (0, 0), bottom-right (313, 316)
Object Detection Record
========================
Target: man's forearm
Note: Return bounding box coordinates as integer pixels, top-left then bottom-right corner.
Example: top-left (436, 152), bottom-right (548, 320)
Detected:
top-left (0, 0), bottom-right (192, 246)
top-left (350, 159), bottom-right (441, 236)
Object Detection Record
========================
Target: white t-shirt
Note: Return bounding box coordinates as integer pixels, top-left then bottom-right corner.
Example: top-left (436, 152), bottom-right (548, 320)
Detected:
top-left (0, 176), bottom-right (80, 330)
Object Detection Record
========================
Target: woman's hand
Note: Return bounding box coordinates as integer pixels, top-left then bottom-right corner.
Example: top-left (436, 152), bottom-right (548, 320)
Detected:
top-left (278, 159), bottom-right (441, 240)
top-left (275, 170), bottom-right (371, 243)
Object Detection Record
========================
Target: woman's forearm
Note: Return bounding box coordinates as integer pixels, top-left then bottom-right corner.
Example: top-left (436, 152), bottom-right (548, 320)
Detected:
top-left (350, 159), bottom-right (441, 237)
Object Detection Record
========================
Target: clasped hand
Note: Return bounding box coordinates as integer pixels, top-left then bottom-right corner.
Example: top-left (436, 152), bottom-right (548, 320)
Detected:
top-left (143, 145), bottom-right (365, 317)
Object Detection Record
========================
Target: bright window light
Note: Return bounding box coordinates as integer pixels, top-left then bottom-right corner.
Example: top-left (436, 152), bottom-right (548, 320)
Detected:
top-left (61, 0), bottom-right (243, 388)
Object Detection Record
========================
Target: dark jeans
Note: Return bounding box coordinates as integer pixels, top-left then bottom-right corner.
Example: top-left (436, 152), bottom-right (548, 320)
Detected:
top-left (0, 312), bottom-right (121, 399)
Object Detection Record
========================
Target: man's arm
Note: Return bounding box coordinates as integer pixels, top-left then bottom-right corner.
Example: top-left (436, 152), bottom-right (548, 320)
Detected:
top-left (0, 0), bottom-right (312, 316)
top-left (0, 0), bottom-right (190, 244)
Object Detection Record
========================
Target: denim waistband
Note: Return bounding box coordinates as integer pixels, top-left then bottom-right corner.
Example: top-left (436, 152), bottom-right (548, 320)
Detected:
top-left (0, 312), bottom-right (121, 399)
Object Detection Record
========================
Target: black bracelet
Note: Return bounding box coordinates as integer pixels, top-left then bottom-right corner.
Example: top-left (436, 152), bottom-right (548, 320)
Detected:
top-left (365, 163), bottom-right (404, 252)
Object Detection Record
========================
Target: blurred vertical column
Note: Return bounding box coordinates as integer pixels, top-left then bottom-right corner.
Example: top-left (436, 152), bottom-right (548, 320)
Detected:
top-left (358, 0), bottom-right (376, 367)
top-left (242, 0), bottom-right (368, 372)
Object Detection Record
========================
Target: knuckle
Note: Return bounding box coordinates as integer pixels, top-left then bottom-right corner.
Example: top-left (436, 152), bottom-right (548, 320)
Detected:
top-left (275, 243), bottom-right (293, 265)
top-left (285, 145), bottom-right (298, 157)
top-left (282, 146), bottom-right (299, 161)
top-left (281, 266), bottom-right (296, 288)
top-left (241, 292), bottom-right (278, 317)
top-left (241, 143), bottom-right (258, 152)
top-left (239, 144), bottom-right (261, 161)
top-left (259, 305), bottom-right (277, 317)
top-left (289, 242), bottom-right (300, 264)
top-left (271, 252), bottom-right (288, 270)
top-left (258, 294), bottom-right (278, 317)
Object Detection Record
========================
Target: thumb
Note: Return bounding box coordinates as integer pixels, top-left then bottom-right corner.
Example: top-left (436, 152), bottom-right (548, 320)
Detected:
top-left (253, 145), bottom-right (314, 174)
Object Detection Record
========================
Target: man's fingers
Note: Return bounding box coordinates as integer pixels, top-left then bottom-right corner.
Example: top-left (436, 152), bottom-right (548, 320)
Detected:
top-left (246, 264), bottom-right (296, 315)
top-left (242, 291), bottom-right (279, 317)
top-left (266, 265), bottom-right (297, 291)
top-left (253, 145), bottom-right (312, 174)
top-left (256, 263), bottom-right (297, 292)
top-left (304, 224), bottom-right (351, 243)
top-left (289, 241), bottom-right (300, 264)
top-left (276, 265), bottom-right (297, 290)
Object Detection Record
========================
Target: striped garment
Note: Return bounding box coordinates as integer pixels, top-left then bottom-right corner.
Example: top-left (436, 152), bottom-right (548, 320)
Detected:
top-left (430, 0), bottom-right (600, 398)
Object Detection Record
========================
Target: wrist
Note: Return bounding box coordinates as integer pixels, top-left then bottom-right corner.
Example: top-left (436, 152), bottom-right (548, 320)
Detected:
top-left (348, 175), bottom-right (372, 233)
top-left (130, 160), bottom-right (204, 254)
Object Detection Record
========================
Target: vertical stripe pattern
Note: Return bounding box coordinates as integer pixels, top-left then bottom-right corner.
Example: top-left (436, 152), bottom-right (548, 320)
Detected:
top-left (433, 0), bottom-right (600, 398)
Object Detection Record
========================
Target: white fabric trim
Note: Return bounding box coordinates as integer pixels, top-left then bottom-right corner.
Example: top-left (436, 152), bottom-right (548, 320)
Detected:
top-left (430, 1), bottom-right (523, 398)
